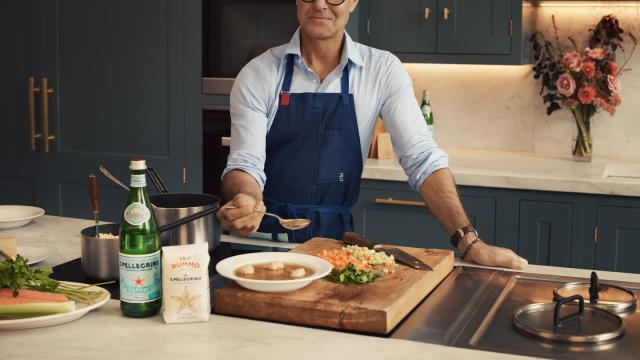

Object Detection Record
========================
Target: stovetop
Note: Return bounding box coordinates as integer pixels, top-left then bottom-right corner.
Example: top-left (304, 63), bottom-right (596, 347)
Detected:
top-left (391, 266), bottom-right (640, 360)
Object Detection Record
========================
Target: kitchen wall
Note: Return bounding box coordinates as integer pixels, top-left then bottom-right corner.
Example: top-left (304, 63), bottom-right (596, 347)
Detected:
top-left (405, 3), bottom-right (640, 162)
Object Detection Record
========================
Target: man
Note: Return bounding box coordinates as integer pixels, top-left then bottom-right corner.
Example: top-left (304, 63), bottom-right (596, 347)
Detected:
top-left (216, 0), bottom-right (527, 269)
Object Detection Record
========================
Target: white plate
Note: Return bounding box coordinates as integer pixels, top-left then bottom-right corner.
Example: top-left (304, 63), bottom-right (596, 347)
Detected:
top-left (0, 205), bottom-right (45, 229)
top-left (0, 282), bottom-right (111, 330)
top-left (0, 246), bottom-right (48, 265)
top-left (216, 252), bottom-right (332, 293)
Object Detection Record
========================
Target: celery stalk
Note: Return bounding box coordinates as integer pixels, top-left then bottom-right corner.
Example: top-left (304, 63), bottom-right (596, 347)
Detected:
top-left (0, 301), bottom-right (76, 318)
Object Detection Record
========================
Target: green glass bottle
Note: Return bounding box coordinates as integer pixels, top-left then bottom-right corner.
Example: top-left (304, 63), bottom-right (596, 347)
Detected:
top-left (421, 90), bottom-right (434, 132)
top-left (119, 158), bottom-right (161, 318)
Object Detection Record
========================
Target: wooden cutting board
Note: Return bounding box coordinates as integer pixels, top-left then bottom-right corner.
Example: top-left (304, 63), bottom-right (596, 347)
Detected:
top-left (215, 238), bottom-right (454, 334)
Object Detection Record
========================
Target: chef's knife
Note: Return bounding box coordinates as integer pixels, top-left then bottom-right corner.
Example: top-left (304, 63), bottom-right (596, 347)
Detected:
top-left (343, 232), bottom-right (432, 271)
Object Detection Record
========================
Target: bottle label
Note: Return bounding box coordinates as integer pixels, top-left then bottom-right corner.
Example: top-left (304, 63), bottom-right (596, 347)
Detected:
top-left (421, 104), bottom-right (432, 116)
top-left (119, 251), bottom-right (161, 303)
top-left (124, 202), bottom-right (151, 226)
top-left (130, 174), bottom-right (147, 188)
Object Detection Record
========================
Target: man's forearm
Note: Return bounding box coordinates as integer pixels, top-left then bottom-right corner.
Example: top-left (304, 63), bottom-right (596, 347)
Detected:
top-left (418, 168), bottom-right (469, 235)
top-left (221, 170), bottom-right (263, 203)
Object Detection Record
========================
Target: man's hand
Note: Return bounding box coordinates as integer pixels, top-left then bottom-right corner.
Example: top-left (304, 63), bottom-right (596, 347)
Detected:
top-left (217, 193), bottom-right (266, 237)
top-left (460, 235), bottom-right (528, 270)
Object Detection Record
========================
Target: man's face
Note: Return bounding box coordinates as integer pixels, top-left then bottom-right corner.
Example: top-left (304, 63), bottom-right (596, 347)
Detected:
top-left (296, 0), bottom-right (359, 40)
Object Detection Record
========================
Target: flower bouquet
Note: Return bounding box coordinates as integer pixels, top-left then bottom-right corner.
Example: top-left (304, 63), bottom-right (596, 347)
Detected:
top-left (531, 15), bottom-right (636, 161)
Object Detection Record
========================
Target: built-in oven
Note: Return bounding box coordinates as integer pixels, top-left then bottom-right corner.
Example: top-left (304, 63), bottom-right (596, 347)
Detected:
top-left (203, 106), bottom-right (231, 197)
top-left (202, 0), bottom-right (299, 95)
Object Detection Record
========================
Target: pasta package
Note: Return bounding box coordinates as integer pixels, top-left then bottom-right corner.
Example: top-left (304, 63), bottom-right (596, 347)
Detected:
top-left (161, 243), bottom-right (210, 323)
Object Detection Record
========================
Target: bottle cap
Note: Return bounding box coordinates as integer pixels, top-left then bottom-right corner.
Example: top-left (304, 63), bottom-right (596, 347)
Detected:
top-left (129, 158), bottom-right (147, 170)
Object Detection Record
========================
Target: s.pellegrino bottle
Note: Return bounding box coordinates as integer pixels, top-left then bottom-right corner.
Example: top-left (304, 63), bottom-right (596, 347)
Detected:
top-left (119, 158), bottom-right (161, 317)
top-left (421, 90), bottom-right (434, 132)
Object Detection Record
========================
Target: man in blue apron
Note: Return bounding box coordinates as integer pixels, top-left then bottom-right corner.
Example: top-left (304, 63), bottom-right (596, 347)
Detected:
top-left (217, 0), bottom-right (527, 269)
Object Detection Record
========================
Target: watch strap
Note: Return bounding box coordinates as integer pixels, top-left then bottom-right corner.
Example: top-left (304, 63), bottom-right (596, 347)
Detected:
top-left (450, 225), bottom-right (478, 247)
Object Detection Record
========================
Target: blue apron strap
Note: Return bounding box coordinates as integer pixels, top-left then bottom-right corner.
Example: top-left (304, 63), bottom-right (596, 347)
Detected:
top-left (341, 60), bottom-right (351, 106)
top-left (279, 54), bottom-right (295, 106)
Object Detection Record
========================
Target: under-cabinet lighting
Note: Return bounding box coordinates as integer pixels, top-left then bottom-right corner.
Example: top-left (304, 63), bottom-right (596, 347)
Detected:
top-left (536, 1), bottom-right (640, 6)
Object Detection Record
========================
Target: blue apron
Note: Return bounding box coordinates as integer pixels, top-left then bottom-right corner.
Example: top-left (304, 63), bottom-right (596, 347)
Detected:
top-left (258, 53), bottom-right (363, 243)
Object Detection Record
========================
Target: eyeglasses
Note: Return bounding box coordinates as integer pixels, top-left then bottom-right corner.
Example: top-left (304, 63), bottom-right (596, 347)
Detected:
top-left (301, 0), bottom-right (347, 6)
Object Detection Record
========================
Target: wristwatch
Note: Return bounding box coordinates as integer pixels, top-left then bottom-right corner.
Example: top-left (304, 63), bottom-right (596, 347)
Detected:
top-left (450, 225), bottom-right (478, 248)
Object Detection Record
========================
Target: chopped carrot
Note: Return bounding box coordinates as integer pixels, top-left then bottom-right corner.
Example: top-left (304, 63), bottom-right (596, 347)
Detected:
top-left (316, 249), bottom-right (371, 271)
top-left (0, 288), bottom-right (69, 305)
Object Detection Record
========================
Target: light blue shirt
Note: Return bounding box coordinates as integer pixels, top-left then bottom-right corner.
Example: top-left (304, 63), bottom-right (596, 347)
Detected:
top-left (224, 29), bottom-right (449, 192)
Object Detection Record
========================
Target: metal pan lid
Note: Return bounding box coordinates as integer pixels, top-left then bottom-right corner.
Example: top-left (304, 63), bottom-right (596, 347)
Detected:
top-left (553, 272), bottom-right (637, 314)
top-left (513, 295), bottom-right (624, 344)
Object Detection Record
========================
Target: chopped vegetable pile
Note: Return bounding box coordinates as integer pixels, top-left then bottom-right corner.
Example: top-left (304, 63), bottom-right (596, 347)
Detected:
top-left (317, 245), bottom-right (398, 285)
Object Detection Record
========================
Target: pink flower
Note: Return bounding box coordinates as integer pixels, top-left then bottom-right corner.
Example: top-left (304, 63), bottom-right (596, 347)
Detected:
top-left (556, 73), bottom-right (577, 97)
top-left (594, 97), bottom-right (616, 115)
top-left (608, 62), bottom-right (618, 76)
top-left (607, 75), bottom-right (621, 93)
top-left (611, 93), bottom-right (622, 106)
top-left (581, 60), bottom-right (596, 79)
top-left (577, 86), bottom-right (596, 104)
top-left (561, 52), bottom-right (581, 71)
top-left (585, 47), bottom-right (606, 60)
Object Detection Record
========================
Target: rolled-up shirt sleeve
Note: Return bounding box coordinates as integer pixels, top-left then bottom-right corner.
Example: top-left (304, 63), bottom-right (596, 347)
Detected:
top-left (378, 54), bottom-right (449, 191)
top-left (222, 60), bottom-right (272, 190)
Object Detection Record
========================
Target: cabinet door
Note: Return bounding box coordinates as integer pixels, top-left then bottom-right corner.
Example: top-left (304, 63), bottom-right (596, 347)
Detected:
top-left (593, 204), bottom-right (640, 273)
top-left (39, 0), bottom-right (190, 221)
top-left (353, 180), bottom-right (501, 250)
top-left (368, 0), bottom-right (436, 53)
top-left (0, 0), bottom-right (45, 206)
top-left (437, 0), bottom-right (512, 55)
top-left (508, 194), bottom-right (584, 267)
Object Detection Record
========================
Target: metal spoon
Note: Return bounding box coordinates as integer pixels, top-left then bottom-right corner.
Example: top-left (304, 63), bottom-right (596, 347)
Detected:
top-left (99, 165), bottom-right (129, 191)
top-left (224, 206), bottom-right (311, 230)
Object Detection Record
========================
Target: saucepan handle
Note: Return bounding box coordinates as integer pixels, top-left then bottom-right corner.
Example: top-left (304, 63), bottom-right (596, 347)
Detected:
top-left (554, 294), bottom-right (584, 327)
top-left (157, 205), bottom-right (219, 234)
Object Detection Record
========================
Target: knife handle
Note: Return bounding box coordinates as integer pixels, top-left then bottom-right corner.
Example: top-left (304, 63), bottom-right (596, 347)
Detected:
top-left (343, 232), bottom-right (378, 249)
top-left (89, 174), bottom-right (99, 214)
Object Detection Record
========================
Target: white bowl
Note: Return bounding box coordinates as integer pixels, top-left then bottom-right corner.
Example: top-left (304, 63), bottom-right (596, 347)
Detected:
top-left (216, 252), bottom-right (332, 293)
top-left (0, 205), bottom-right (45, 229)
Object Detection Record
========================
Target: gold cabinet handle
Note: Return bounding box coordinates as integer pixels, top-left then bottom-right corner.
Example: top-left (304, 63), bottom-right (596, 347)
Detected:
top-left (443, 7), bottom-right (450, 20)
top-left (221, 136), bottom-right (231, 147)
top-left (28, 76), bottom-right (42, 151)
top-left (424, 7), bottom-right (431, 19)
top-left (40, 78), bottom-right (55, 152)
top-left (375, 197), bottom-right (425, 207)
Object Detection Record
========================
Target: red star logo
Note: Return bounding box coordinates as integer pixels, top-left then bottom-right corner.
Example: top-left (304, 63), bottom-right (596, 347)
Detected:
top-left (134, 277), bottom-right (144, 286)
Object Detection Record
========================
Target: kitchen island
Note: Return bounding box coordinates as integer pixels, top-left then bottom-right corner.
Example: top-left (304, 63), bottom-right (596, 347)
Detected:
top-left (2, 215), bottom-right (639, 360)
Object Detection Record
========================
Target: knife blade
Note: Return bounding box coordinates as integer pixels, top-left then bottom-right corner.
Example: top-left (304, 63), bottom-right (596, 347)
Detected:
top-left (342, 232), bottom-right (432, 271)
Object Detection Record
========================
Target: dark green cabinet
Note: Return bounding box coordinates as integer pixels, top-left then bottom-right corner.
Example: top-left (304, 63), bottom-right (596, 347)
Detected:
top-left (585, 197), bottom-right (640, 273)
top-left (0, 1), bottom-right (44, 206)
top-left (353, 180), bottom-right (501, 251)
top-left (360, 0), bottom-right (532, 64)
top-left (506, 192), bottom-right (585, 268)
top-left (355, 179), bottom-right (640, 273)
top-left (368, 0), bottom-right (436, 53)
top-left (0, 0), bottom-right (201, 222)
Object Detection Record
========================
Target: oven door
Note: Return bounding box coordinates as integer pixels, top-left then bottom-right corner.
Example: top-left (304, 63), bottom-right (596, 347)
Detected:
top-left (202, 0), bottom-right (299, 95)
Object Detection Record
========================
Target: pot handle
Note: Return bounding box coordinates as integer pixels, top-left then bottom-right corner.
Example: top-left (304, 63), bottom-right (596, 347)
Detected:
top-left (554, 294), bottom-right (584, 327)
top-left (157, 205), bottom-right (219, 234)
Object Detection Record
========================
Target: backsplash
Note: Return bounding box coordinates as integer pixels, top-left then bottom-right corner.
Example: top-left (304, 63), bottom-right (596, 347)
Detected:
top-left (405, 4), bottom-right (640, 162)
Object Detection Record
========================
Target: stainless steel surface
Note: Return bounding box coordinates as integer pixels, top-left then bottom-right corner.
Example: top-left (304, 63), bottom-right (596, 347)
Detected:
top-left (554, 282), bottom-right (637, 314)
top-left (80, 223), bottom-right (119, 281)
top-left (202, 77), bottom-right (234, 95)
top-left (151, 193), bottom-right (220, 251)
top-left (512, 302), bottom-right (624, 343)
top-left (99, 165), bottom-right (130, 191)
top-left (391, 266), bottom-right (640, 359)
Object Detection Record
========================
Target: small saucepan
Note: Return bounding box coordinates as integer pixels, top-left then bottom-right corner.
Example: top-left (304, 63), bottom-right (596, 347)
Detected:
top-left (80, 201), bottom-right (219, 280)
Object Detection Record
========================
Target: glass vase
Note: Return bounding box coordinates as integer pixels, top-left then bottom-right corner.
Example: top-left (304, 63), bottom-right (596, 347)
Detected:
top-left (571, 106), bottom-right (593, 162)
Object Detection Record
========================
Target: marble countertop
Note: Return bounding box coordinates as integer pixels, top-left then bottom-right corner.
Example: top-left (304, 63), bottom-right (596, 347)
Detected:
top-left (3, 215), bottom-right (640, 359)
top-left (363, 149), bottom-right (640, 196)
